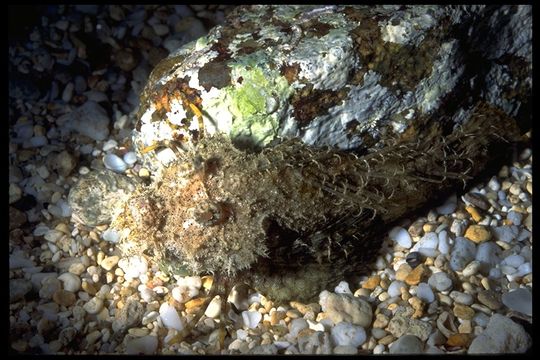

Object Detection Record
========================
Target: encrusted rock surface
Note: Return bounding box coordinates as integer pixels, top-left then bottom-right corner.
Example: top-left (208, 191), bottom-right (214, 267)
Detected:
top-left (133, 5), bottom-right (531, 172)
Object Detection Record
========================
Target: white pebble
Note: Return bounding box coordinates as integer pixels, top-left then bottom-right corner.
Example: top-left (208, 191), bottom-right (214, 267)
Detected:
top-left (125, 335), bottom-right (158, 355)
top-left (156, 148), bottom-right (177, 166)
top-left (462, 260), bottom-right (481, 277)
top-left (103, 154), bottom-right (127, 173)
top-left (487, 177), bottom-right (500, 191)
top-left (141, 311), bottom-right (159, 326)
top-left (236, 329), bottom-right (248, 341)
top-left (205, 296), bottom-right (222, 318)
top-left (123, 151), bottom-right (138, 165)
top-left (171, 286), bottom-right (198, 303)
top-left (57, 272), bottom-right (81, 292)
top-left (389, 227), bottom-right (412, 248)
top-left (139, 287), bottom-right (155, 303)
top-left (288, 318), bottom-right (308, 338)
top-left (307, 319), bottom-right (325, 332)
top-left (102, 139), bottom-right (118, 152)
top-left (118, 256), bottom-right (148, 280)
top-left (334, 281), bottom-right (352, 295)
top-left (177, 276), bottom-right (201, 289)
top-left (159, 303), bottom-right (184, 331)
top-left (330, 322), bottom-right (366, 347)
top-left (102, 229), bottom-right (120, 243)
top-left (416, 283), bottom-right (435, 303)
top-left (242, 310), bottom-right (262, 329)
top-left (373, 344), bottom-right (385, 354)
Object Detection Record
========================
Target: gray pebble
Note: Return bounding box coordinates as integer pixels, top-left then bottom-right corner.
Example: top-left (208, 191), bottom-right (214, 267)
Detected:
top-left (39, 277), bottom-right (61, 299)
top-left (469, 314), bottom-right (531, 353)
top-left (449, 290), bottom-right (473, 305)
top-left (389, 335), bottom-right (424, 354)
top-left (506, 211), bottom-right (522, 226)
top-left (463, 192), bottom-right (490, 211)
top-left (427, 272), bottom-right (453, 292)
top-left (426, 329), bottom-right (446, 346)
top-left (501, 288), bottom-right (532, 316)
top-left (449, 237), bottom-right (476, 271)
top-left (475, 242), bottom-right (500, 274)
top-left (10, 279), bottom-right (32, 303)
top-left (491, 226), bottom-right (519, 243)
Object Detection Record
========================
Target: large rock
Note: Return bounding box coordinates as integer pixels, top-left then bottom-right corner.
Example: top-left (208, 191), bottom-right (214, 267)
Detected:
top-left (468, 313), bottom-right (531, 353)
top-left (319, 291), bottom-right (372, 328)
top-left (134, 5), bottom-right (531, 172)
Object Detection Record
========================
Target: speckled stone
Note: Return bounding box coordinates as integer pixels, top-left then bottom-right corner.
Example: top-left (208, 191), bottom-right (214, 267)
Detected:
top-left (464, 225), bottom-right (491, 243)
top-left (405, 264), bottom-right (428, 286)
top-left (476, 290), bottom-right (502, 310)
top-left (453, 303), bottom-right (475, 320)
top-left (68, 169), bottom-right (138, 226)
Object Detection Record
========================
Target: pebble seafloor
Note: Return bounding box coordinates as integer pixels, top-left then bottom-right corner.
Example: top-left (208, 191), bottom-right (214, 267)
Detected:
top-left (9, 5), bottom-right (532, 355)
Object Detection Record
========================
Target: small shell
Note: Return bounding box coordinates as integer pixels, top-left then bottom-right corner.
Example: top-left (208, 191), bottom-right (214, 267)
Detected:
top-left (103, 154), bottom-right (127, 173)
top-left (123, 151), bottom-right (138, 165)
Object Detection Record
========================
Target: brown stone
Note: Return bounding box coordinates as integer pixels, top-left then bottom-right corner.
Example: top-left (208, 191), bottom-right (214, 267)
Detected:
top-left (408, 220), bottom-right (424, 237)
top-left (458, 319), bottom-right (472, 334)
top-left (52, 289), bottom-right (76, 307)
top-left (270, 310), bottom-right (286, 325)
top-left (408, 296), bottom-right (425, 318)
top-left (82, 281), bottom-right (97, 295)
top-left (405, 264), bottom-right (427, 286)
top-left (395, 263), bottom-right (412, 281)
top-left (379, 334), bottom-right (395, 345)
top-left (422, 223), bottom-right (438, 233)
top-left (362, 275), bottom-right (381, 290)
top-left (465, 206), bottom-right (483, 222)
top-left (464, 225), bottom-right (491, 243)
top-left (476, 290), bottom-right (502, 310)
top-left (9, 206), bottom-right (27, 230)
top-left (297, 328), bottom-right (315, 339)
top-left (290, 301), bottom-right (321, 315)
top-left (453, 303), bottom-right (475, 320)
top-left (446, 333), bottom-right (472, 347)
top-left (184, 297), bottom-right (208, 312)
top-left (372, 313), bottom-right (389, 328)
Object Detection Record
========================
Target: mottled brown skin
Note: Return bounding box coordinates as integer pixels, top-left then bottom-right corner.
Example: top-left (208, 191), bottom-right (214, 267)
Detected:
top-left (112, 102), bottom-right (521, 304)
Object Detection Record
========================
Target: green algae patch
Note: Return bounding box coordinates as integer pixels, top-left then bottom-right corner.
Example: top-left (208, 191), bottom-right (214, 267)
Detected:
top-left (226, 57), bottom-right (293, 147)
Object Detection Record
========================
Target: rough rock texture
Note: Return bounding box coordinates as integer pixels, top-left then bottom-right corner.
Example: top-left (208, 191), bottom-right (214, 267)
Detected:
top-left (319, 291), bottom-right (372, 328)
top-left (133, 5), bottom-right (531, 173)
top-left (468, 313), bottom-right (531, 354)
top-left (68, 169), bottom-right (139, 226)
